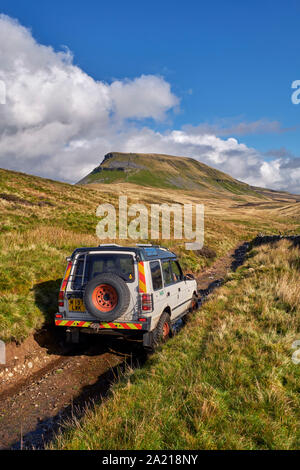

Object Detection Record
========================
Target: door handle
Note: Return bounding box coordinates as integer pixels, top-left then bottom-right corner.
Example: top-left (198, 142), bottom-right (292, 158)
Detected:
top-left (167, 292), bottom-right (170, 297)
top-left (178, 288), bottom-right (181, 292)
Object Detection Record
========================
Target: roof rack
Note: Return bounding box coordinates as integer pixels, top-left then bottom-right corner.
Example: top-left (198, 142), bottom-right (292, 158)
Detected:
top-left (70, 244), bottom-right (176, 261)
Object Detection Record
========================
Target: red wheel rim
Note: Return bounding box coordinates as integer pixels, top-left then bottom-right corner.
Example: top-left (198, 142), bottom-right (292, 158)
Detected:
top-left (162, 321), bottom-right (170, 339)
top-left (92, 284), bottom-right (118, 312)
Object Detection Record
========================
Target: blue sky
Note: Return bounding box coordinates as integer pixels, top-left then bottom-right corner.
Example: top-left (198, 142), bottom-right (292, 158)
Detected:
top-left (0, 0), bottom-right (299, 191)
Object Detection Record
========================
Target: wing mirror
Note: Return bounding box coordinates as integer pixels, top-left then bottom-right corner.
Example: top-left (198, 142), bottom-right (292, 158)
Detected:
top-left (184, 273), bottom-right (195, 280)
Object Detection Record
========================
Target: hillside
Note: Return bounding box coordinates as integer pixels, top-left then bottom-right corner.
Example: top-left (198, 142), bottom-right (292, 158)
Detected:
top-left (77, 152), bottom-right (300, 201)
top-left (0, 165), bottom-right (299, 342)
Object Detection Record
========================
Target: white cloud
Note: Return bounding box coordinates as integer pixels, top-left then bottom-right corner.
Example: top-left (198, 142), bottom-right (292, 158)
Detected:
top-left (0, 15), bottom-right (177, 175)
top-left (110, 75), bottom-right (179, 120)
top-left (0, 14), bottom-right (299, 194)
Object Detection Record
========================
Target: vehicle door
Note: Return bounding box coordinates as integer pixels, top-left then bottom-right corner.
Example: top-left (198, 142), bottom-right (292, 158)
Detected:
top-left (169, 260), bottom-right (190, 318)
top-left (149, 260), bottom-right (166, 317)
top-left (161, 260), bottom-right (179, 319)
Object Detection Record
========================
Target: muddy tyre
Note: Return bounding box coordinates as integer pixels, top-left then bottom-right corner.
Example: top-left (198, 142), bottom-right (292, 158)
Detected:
top-left (84, 273), bottom-right (130, 321)
top-left (182, 293), bottom-right (198, 324)
top-left (147, 311), bottom-right (172, 351)
top-left (66, 328), bottom-right (80, 344)
top-left (190, 293), bottom-right (198, 312)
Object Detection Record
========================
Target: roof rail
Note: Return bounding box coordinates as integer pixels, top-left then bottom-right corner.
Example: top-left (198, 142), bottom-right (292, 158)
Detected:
top-left (136, 243), bottom-right (161, 247)
top-left (98, 243), bottom-right (121, 247)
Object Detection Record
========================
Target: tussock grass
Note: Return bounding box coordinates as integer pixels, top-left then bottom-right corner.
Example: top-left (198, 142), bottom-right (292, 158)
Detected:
top-left (51, 240), bottom-right (300, 450)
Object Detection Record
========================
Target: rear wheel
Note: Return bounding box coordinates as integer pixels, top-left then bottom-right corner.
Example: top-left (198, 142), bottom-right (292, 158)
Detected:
top-left (66, 328), bottom-right (80, 344)
top-left (146, 311), bottom-right (172, 352)
top-left (182, 293), bottom-right (198, 324)
top-left (190, 293), bottom-right (198, 312)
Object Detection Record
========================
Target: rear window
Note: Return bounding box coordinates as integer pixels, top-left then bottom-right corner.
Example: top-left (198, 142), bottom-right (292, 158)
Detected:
top-left (87, 253), bottom-right (134, 282)
top-left (71, 253), bottom-right (135, 289)
top-left (150, 261), bottom-right (163, 290)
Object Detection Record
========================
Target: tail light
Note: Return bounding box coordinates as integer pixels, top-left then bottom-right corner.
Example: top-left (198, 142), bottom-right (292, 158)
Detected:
top-left (141, 293), bottom-right (153, 312)
top-left (58, 291), bottom-right (64, 307)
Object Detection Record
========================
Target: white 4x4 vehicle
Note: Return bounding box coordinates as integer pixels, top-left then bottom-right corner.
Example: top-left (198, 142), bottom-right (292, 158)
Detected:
top-left (55, 244), bottom-right (198, 350)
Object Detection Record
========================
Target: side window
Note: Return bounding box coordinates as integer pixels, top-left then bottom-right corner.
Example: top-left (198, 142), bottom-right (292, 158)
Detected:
top-left (161, 261), bottom-right (173, 286)
top-left (150, 261), bottom-right (163, 291)
top-left (171, 261), bottom-right (183, 283)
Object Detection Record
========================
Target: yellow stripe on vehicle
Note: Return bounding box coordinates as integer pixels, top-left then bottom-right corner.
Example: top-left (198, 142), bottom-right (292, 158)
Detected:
top-left (61, 262), bottom-right (72, 291)
top-left (138, 261), bottom-right (147, 293)
top-left (55, 320), bottom-right (143, 330)
top-left (139, 280), bottom-right (146, 293)
top-left (100, 323), bottom-right (111, 328)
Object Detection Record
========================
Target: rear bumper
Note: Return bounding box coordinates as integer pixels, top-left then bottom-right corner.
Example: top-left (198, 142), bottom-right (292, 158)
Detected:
top-left (55, 317), bottom-right (149, 331)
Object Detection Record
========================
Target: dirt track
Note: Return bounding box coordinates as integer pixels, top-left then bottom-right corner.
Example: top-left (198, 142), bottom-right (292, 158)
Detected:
top-left (0, 335), bottom-right (148, 449)
top-left (2, 236), bottom-right (289, 449)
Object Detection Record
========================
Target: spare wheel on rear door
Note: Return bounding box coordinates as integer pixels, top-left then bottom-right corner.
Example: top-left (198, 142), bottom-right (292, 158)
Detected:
top-left (84, 272), bottom-right (131, 321)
